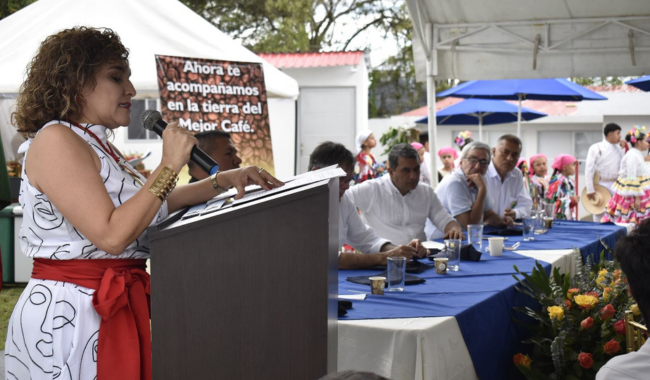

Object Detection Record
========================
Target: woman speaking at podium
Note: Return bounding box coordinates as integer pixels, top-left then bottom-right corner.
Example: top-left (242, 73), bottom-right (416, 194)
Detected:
top-left (5, 27), bottom-right (282, 380)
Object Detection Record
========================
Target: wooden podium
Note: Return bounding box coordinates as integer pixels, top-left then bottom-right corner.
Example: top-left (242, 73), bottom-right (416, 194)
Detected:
top-left (147, 178), bottom-right (339, 380)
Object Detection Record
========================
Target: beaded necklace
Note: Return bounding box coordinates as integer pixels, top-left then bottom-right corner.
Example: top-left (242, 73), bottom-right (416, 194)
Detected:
top-left (69, 121), bottom-right (144, 187)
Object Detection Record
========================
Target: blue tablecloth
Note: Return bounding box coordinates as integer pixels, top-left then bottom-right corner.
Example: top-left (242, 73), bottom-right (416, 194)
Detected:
top-left (338, 221), bottom-right (627, 380)
top-left (484, 220), bottom-right (626, 262)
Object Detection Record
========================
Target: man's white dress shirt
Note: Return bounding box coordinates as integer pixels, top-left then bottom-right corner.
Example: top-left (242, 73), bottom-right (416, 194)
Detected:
top-left (596, 340), bottom-right (650, 380)
top-left (485, 162), bottom-right (533, 219)
top-left (585, 139), bottom-right (625, 194)
top-left (339, 193), bottom-right (390, 253)
top-left (435, 168), bottom-right (493, 220)
top-left (346, 175), bottom-right (455, 245)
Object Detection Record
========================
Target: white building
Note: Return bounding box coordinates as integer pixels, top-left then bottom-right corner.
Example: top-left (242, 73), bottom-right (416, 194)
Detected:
top-left (259, 51), bottom-right (371, 173)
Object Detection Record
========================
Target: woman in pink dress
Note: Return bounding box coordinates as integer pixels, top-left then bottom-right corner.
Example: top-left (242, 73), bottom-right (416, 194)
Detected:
top-left (354, 130), bottom-right (378, 183)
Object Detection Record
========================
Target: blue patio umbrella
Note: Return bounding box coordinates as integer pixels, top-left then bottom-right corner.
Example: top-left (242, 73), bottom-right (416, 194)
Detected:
top-left (436, 78), bottom-right (606, 136)
top-left (415, 99), bottom-right (547, 141)
top-left (626, 76), bottom-right (650, 91)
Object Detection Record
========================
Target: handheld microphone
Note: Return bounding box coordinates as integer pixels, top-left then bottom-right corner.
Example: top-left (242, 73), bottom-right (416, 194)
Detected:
top-left (142, 110), bottom-right (219, 175)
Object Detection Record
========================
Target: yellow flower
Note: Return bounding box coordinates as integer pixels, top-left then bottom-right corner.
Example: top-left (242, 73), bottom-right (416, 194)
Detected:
top-left (548, 306), bottom-right (565, 321)
top-left (632, 304), bottom-right (641, 316)
top-left (599, 268), bottom-right (608, 275)
top-left (575, 295), bottom-right (599, 309)
top-left (597, 274), bottom-right (608, 288)
top-left (567, 288), bottom-right (580, 300)
top-left (603, 287), bottom-right (612, 302)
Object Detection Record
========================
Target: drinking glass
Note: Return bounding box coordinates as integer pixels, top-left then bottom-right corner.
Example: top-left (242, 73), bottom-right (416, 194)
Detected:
top-left (533, 210), bottom-right (546, 234)
top-left (387, 257), bottom-right (406, 292)
top-left (523, 216), bottom-right (536, 241)
top-left (467, 224), bottom-right (483, 252)
top-left (444, 239), bottom-right (461, 271)
top-left (544, 202), bottom-right (556, 219)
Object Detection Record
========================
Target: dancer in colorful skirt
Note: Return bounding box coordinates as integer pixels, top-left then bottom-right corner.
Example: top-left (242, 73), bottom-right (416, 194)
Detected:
top-left (545, 154), bottom-right (579, 220)
top-left (602, 126), bottom-right (650, 224)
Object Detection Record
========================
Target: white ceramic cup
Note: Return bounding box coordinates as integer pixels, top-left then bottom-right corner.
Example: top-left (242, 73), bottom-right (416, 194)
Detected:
top-left (488, 237), bottom-right (505, 256)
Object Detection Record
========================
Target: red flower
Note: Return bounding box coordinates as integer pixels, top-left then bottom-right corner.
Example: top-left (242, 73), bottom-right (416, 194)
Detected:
top-left (578, 352), bottom-right (593, 369)
top-left (600, 304), bottom-right (616, 320)
top-left (603, 339), bottom-right (621, 355)
top-left (513, 353), bottom-right (532, 367)
top-left (565, 299), bottom-right (572, 310)
top-left (580, 317), bottom-right (593, 329)
top-left (614, 319), bottom-right (626, 335)
top-left (586, 291), bottom-right (599, 298)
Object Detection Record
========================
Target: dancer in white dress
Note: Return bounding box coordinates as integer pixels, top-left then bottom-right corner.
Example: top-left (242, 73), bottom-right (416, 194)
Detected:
top-left (5, 27), bottom-right (283, 380)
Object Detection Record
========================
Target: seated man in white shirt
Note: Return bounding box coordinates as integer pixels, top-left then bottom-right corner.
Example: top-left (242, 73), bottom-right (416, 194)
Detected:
top-left (346, 143), bottom-right (463, 246)
top-left (309, 142), bottom-right (427, 269)
top-left (485, 134), bottom-right (532, 219)
top-left (436, 141), bottom-right (513, 229)
top-left (596, 220), bottom-right (650, 380)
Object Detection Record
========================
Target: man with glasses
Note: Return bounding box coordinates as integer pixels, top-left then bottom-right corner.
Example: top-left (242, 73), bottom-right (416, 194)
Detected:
top-left (436, 141), bottom-right (512, 229)
top-left (485, 134), bottom-right (532, 220)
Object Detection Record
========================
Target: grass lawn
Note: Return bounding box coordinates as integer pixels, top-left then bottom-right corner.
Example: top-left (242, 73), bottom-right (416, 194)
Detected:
top-left (0, 284), bottom-right (25, 351)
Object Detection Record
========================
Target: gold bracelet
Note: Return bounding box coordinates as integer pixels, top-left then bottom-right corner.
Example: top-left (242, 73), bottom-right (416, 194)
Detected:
top-left (210, 171), bottom-right (230, 192)
top-left (148, 166), bottom-right (179, 201)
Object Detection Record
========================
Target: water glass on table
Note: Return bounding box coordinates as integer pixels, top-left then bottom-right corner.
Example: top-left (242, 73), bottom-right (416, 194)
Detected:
top-left (523, 216), bottom-right (536, 241)
top-left (533, 210), bottom-right (546, 234)
top-left (387, 257), bottom-right (406, 292)
top-left (444, 239), bottom-right (461, 271)
top-left (467, 224), bottom-right (483, 252)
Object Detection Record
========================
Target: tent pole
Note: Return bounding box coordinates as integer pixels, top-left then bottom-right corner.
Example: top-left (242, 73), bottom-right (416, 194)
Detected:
top-left (517, 94), bottom-right (522, 137)
top-left (479, 114), bottom-right (483, 141)
top-left (426, 23), bottom-right (439, 187)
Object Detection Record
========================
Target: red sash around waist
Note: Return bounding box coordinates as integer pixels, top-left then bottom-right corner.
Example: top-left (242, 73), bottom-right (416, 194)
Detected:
top-left (32, 258), bottom-right (151, 380)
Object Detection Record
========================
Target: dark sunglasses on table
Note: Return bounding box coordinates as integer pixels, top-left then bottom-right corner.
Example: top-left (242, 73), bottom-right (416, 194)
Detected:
top-left (464, 157), bottom-right (490, 167)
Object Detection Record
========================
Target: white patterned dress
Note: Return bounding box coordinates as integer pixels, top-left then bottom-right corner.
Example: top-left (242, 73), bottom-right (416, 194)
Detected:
top-left (5, 121), bottom-right (168, 380)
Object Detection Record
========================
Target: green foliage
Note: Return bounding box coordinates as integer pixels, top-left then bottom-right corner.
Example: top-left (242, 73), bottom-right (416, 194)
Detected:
top-left (512, 250), bottom-right (641, 380)
top-left (378, 125), bottom-right (418, 156)
top-left (570, 77), bottom-right (624, 86)
top-left (0, 285), bottom-right (26, 350)
top-left (181, 0), bottom-right (410, 54)
top-left (0, 0), bottom-right (37, 20)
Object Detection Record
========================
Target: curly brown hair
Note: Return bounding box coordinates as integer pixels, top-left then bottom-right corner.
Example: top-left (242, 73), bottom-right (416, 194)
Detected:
top-left (13, 27), bottom-right (129, 136)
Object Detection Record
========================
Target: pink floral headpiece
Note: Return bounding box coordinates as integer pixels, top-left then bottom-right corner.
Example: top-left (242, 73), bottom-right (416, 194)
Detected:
top-left (627, 126), bottom-right (646, 144)
top-left (454, 130), bottom-right (472, 147)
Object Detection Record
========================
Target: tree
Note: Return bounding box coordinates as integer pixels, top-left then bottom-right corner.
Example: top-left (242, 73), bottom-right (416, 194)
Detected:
top-left (181, 0), bottom-right (408, 54)
top-left (570, 77), bottom-right (625, 87)
top-left (0, 0), bottom-right (37, 20)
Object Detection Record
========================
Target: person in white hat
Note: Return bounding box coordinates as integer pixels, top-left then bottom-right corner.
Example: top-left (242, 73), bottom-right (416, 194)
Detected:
top-left (354, 130), bottom-right (377, 184)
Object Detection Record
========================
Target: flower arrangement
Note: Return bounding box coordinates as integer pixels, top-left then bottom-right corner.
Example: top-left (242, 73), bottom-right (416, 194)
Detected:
top-left (454, 130), bottom-right (472, 148)
top-left (627, 125), bottom-right (646, 144)
top-left (512, 250), bottom-right (644, 380)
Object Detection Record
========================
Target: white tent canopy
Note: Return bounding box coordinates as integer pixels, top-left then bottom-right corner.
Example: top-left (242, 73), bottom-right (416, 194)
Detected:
top-left (0, 0), bottom-right (299, 99)
top-left (405, 0), bottom-right (650, 185)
